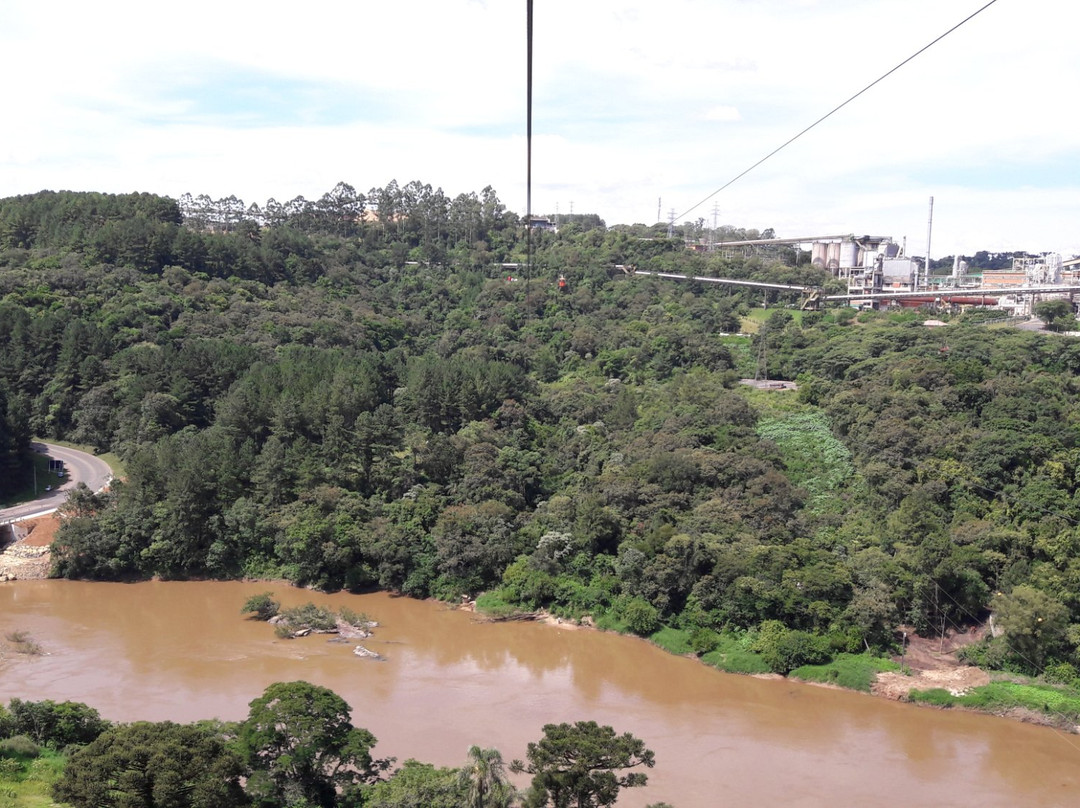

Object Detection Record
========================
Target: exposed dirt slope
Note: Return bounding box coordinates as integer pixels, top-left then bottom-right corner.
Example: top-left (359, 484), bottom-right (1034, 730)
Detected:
top-left (0, 516), bottom-right (57, 580)
top-left (873, 625), bottom-right (990, 699)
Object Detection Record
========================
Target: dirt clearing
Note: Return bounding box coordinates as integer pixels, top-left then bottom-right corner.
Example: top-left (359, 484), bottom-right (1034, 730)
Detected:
top-left (873, 625), bottom-right (990, 699)
top-left (0, 515), bottom-right (57, 580)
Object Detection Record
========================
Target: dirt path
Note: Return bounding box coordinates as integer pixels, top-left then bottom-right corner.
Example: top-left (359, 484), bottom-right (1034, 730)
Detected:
top-left (0, 515), bottom-right (57, 581)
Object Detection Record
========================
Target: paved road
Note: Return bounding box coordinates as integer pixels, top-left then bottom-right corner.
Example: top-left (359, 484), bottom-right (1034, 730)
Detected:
top-left (0, 443), bottom-right (113, 524)
top-left (1015, 317), bottom-right (1046, 332)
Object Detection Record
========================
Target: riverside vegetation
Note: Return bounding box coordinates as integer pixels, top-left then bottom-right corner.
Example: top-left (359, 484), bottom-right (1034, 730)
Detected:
top-left (0, 687), bottom-right (664, 808)
top-left (3, 187), bottom-right (1080, 727)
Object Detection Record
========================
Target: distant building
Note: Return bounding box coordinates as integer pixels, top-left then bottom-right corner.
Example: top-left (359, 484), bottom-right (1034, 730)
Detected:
top-left (980, 269), bottom-right (1028, 289)
top-left (809, 235), bottom-right (897, 272)
top-left (807, 235), bottom-right (920, 297)
top-left (528, 217), bottom-right (557, 232)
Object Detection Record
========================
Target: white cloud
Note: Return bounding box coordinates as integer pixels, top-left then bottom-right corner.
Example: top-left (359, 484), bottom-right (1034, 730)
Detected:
top-left (2, 0), bottom-right (1079, 257)
top-left (702, 106), bottom-right (742, 123)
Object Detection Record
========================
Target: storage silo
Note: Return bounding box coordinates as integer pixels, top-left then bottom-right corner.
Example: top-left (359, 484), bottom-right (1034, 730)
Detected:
top-left (827, 242), bottom-right (841, 272)
top-left (839, 240), bottom-right (859, 269)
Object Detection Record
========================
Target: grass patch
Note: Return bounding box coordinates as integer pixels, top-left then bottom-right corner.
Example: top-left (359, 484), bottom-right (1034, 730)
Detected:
top-left (0, 748), bottom-right (66, 807)
top-left (741, 308), bottom-right (807, 333)
top-left (702, 647), bottom-right (772, 675)
top-left (473, 591), bottom-right (523, 619)
top-left (645, 627), bottom-right (772, 674)
top-left (907, 688), bottom-right (956, 708)
top-left (592, 611), bottom-right (628, 634)
top-left (700, 632), bottom-right (771, 675)
top-left (736, 385), bottom-right (806, 416)
top-left (740, 313), bottom-right (764, 334)
top-left (649, 627), bottom-right (693, 656)
top-left (97, 452), bottom-right (125, 479)
top-left (909, 680), bottom-right (1080, 721)
top-left (790, 654), bottom-right (900, 692)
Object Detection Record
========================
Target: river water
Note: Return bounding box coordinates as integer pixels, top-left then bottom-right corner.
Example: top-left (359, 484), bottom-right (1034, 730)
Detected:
top-left (0, 580), bottom-right (1077, 807)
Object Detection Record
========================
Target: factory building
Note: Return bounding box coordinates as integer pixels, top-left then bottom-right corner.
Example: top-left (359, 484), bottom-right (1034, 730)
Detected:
top-left (809, 237), bottom-right (1075, 315)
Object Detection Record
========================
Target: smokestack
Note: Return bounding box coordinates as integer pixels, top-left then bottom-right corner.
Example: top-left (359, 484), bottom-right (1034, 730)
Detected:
top-left (923, 196), bottom-right (934, 290)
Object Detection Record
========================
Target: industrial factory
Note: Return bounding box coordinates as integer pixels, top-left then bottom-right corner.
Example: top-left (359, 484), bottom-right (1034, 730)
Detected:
top-left (804, 234), bottom-right (1079, 315)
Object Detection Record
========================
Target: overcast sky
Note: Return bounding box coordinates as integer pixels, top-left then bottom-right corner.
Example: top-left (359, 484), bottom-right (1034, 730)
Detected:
top-left (2, 0), bottom-right (1076, 258)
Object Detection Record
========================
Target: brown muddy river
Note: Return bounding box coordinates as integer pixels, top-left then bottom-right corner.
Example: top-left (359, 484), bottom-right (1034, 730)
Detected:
top-left (1, 580), bottom-right (1078, 807)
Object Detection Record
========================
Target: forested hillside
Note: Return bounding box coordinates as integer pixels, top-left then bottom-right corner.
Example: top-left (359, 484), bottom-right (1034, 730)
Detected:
top-left (3, 188), bottom-right (1080, 681)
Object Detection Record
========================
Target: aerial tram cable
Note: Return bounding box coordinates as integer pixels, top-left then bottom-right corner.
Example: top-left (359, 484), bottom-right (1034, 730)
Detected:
top-left (525, 0), bottom-right (534, 301)
top-left (675, 0), bottom-right (1002, 223)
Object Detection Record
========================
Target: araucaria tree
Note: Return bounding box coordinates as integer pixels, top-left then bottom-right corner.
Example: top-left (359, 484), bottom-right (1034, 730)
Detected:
top-left (238, 681), bottom-right (392, 807)
top-left (512, 721), bottom-right (655, 808)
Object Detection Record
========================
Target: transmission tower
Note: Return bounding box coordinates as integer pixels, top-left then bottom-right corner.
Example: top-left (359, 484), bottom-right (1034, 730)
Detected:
top-left (754, 338), bottom-right (768, 382)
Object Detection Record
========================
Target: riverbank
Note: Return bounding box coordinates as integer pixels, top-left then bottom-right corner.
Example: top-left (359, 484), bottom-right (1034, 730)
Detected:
top-left (471, 601), bottom-right (1080, 734)
top-left (0, 538), bottom-right (1006, 710)
top-left (10, 547), bottom-right (1078, 735)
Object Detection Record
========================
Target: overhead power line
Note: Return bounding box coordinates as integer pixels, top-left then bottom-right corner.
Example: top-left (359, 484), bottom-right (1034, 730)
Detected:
top-left (676, 0), bottom-right (1002, 223)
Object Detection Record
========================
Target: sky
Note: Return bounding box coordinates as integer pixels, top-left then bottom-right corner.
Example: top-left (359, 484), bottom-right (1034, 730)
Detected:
top-left (2, 0), bottom-right (1077, 258)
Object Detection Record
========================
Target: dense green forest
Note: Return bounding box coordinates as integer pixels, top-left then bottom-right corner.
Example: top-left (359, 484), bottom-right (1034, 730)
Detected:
top-left (3, 187), bottom-right (1080, 686)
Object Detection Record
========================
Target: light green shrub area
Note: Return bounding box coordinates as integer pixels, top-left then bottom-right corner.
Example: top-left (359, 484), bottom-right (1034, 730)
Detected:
top-left (756, 411), bottom-right (859, 513)
top-left (473, 591), bottom-right (521, 618)
top-left (790, 654), bottom-right (901, 692)
top-left (909, 680), bottom-right (1080, 720)
top-left (648, 627), bottom-right (693, 656)
top-left (701, 647), bottom-right (772, 675)
top-left (592, 611), bottom-right (627, 634)
top-left (647, 626), bottom-right (772, 674)
top-left (0, 749), bottom-right (66, 807)
top-left (700, 632), bottom-right (772, 675)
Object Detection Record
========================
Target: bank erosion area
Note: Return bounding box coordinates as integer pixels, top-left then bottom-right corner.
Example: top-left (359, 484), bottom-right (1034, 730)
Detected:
top-left (3, 188), bottom-right (1080, 732)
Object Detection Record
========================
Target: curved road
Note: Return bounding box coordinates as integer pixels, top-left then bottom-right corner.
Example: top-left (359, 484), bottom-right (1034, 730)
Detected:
top-left (0, 443), bottom-right (113, 524)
